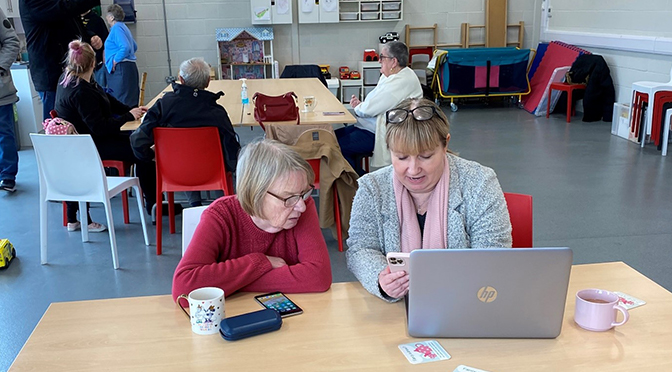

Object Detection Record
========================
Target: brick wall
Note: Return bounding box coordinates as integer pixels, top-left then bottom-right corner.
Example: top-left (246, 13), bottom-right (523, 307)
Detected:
top-left (102, 0), bottom-right (671, 105)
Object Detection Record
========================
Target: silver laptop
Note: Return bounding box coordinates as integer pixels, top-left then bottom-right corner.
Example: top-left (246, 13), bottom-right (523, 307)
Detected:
top-left (406, 247), bottom-right (572, 338)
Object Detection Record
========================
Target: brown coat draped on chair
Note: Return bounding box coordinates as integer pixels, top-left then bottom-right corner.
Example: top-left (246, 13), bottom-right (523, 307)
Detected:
top-left (265, 124), bottom-right (358, 242)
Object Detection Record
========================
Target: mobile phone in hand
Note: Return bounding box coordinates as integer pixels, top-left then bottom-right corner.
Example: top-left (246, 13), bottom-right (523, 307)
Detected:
top-left (254, 292), bottom-right (303, 318)
top-left (386, 252), bottom-right (411, 274)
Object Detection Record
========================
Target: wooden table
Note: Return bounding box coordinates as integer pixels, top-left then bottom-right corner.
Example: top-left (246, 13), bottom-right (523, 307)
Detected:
top-left (121, 78), bottom-right (356, 131)
top-left (10, 262), bottom-right (672, 371)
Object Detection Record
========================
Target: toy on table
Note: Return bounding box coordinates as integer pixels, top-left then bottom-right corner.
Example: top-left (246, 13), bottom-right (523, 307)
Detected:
top-left (350, 71), bottom-right (361, 79)
top-left (318, 64), bottom-right (331, 79)
top-left (339, 66), bottom-right (350, 79)
top-left (379, 32), bottom-right (399, 44)
top-left (364, 49), bottom-right (379, 61)
top-left (0, 239), bottom-right (16, 269)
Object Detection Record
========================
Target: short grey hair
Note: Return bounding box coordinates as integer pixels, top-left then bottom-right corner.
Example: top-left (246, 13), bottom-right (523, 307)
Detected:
top-left (179, 58), bottom-right (210, 89)
top-left (236, 139), bottom-right (315, 218)
top-left (383, 41), bottom-right (409, 68)
top-left (106, 4), bottom-right (125, 22)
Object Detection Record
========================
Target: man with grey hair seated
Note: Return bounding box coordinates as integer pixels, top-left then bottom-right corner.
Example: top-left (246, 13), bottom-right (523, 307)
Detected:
top-left (131, 57), bottom-right (240, 207)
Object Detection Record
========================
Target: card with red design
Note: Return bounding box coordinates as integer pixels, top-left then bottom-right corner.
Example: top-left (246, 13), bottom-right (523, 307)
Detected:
top-left (398, 340), bottom-right (451, 364)
top-left (614, 291), bottom-right (646, 310)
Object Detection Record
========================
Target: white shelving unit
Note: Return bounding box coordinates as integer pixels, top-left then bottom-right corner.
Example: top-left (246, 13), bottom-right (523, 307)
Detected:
top-left (339, 0), bottom-right (403, 22)
top-left (340, 79), bottom-right (363, 104)
top-left (358, 61), bottom-right (381, 99)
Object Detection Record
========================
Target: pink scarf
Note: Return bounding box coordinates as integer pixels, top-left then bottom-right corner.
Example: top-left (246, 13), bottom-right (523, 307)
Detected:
top-left (393, 157), bottom-right (450, 252)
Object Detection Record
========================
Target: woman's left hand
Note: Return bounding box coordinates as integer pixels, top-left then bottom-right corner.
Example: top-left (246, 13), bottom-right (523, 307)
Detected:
top-left (90, 36), bottom-right (103, 50)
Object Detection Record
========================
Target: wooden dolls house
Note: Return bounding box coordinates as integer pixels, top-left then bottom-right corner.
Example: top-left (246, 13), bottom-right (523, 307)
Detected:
top-left (216, 27), bottom-right (275, 80)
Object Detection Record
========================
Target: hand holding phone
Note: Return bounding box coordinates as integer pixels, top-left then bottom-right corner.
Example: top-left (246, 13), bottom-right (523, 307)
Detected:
top-left (386, 252), bottom-right (410, 274)
top-left (255, 292), bottom-right (303, 318)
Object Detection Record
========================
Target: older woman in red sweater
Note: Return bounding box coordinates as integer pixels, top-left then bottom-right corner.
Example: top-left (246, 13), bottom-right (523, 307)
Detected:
top-left (173, 140), bottom-right (332, 303)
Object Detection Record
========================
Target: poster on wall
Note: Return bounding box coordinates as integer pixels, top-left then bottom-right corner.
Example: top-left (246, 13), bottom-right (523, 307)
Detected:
top-left (301, 0), bottom-right (314, 13)
top-left (254, 7), bottom-right (271, 21)
top-left (277, 0), bottom-right (290, 14)
top-left (322, 0), bottom-right (337, 12)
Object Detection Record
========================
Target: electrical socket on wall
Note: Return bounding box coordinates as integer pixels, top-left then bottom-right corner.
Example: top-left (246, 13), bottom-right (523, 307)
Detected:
top-left (165, 76), bottom-right (176, 84)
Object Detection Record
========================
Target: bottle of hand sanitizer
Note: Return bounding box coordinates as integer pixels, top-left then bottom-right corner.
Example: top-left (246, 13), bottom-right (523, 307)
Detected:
top-left (240, 78), bottom-right (249, 106)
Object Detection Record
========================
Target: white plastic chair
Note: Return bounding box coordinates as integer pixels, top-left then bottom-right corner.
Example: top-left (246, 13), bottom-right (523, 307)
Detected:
top-left (631, 65), bottom-right (672, 147)
top-left (181, 206), bottom-right (207, 256)
top-left (411, 54), bottom-right (430, 83)
top-left (30, 134), bottom-right (150, 269)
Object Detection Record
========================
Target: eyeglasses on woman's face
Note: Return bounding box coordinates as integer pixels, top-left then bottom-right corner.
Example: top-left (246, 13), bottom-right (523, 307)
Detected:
top-left (386, 105), bottom-right (438, 124)
top-left (267, 186), bottom-right (315, 208)
top-left (379, 54), bottom-right (394, 60)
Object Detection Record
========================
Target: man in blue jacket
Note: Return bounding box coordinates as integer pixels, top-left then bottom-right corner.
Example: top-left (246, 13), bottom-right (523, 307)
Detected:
top-left (130, 58), bottom-right (240, 207)
top-left (0, 9), bottom-right (20, 192)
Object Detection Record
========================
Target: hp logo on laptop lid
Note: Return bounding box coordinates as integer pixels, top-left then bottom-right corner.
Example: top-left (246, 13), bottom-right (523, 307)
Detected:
top-left (477, 286), bottom-right (498, 303)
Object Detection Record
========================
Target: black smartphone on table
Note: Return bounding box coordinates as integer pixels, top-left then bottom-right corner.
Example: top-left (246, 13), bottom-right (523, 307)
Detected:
top-left (254, 292), bottom-right (303, 318)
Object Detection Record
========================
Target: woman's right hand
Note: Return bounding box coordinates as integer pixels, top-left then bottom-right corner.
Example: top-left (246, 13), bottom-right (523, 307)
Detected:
top-left (129, 107), bottom-right (144, 120)
top-left (266, 255), bottom-right (287, 269)
top-left (378, 266), bottom-right (409, 298)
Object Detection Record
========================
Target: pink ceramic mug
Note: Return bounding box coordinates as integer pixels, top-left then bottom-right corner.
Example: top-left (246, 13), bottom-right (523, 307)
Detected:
top-left (575, 289), bottom-right (629, 332)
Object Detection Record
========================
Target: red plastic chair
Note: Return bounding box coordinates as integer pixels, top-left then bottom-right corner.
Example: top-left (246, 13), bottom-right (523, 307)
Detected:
top-left (153, 127), bottom-right (234, 255)
top-left (503, 192), bottom-right (533, 248)
top-left (307, 158), bottom-right (343, 252)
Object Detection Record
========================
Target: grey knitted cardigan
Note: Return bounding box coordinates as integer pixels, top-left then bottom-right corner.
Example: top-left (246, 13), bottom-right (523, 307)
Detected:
top-left (345, 153), bottom-right (512, 302)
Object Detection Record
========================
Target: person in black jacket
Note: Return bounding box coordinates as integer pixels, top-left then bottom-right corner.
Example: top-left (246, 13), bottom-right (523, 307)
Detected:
top-left (130, 57), bottom-right (241, 207)
top-left (55, 40), bottom-right (155, 231)
top-left (81, 8), bottom-right (108, 87)
top-left (19, 0), bottom-right (101, 120)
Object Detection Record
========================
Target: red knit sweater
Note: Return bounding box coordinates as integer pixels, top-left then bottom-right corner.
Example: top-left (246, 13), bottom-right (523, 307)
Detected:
top-left (172, 196), bottom-right (332, 303)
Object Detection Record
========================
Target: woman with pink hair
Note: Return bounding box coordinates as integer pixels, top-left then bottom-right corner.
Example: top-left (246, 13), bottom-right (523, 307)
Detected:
top-left (54, 40), bottom-right (155, 231)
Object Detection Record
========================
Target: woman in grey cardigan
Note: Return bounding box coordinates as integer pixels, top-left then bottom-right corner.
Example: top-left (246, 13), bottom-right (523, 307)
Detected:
top-left (346, 98), bottom-right (512, 302)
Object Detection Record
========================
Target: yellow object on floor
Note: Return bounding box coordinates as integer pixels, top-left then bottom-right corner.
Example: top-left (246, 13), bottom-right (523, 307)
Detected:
top-left (0, 239), bottom-right (16, 269)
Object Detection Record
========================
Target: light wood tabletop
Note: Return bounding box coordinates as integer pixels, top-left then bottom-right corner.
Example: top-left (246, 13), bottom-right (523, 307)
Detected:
top-left (120, 78), bottom-right (356, 131)
top-left (10, 262), bottom-right (672, 371)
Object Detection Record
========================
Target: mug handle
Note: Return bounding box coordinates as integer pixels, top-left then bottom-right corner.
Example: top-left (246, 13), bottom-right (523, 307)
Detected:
top-left (313, 97), bottom-right (318, 109)
top-left (611, 304), bottom-right (629, 327)
top-left (176, 294), bottom-right (190, 320)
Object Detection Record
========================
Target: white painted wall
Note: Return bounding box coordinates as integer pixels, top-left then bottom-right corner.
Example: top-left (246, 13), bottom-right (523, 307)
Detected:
top-left (544, 0), bottom-right (672, 103)
top-left (549, 0), bottom-right (672, 38)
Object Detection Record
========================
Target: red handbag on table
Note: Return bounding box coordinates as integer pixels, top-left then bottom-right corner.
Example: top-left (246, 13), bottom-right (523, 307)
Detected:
top-left (253, 91), bottom-right (300, 130)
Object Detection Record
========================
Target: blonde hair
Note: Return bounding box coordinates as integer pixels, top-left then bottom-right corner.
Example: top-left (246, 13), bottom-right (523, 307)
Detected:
top-left (236, 139), bottom-right (315, 218)
top-left (60, 40), bottom-right (95, 87)
top-left (386, 98), bottom-right (452, 155)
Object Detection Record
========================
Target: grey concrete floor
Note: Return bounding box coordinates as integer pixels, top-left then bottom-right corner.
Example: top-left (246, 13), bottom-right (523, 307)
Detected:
top-left (1, 105), bottom-right (671, 370)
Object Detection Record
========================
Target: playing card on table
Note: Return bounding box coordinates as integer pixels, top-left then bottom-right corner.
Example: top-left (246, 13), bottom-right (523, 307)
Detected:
top-left (453, 365), bottom-right (492, 372)
top-left (614, 291), bottom-right (646, 310)
top-left (398, 340), bottom-right (451, 364)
